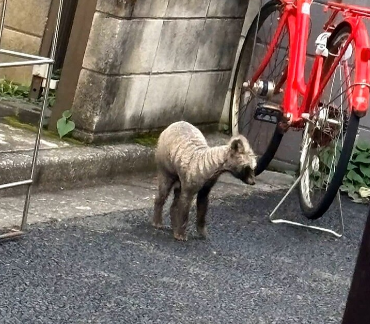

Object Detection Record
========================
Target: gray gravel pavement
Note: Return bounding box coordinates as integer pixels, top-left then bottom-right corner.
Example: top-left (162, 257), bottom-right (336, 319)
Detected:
top-left (0, 172), bottom-right (368, 324)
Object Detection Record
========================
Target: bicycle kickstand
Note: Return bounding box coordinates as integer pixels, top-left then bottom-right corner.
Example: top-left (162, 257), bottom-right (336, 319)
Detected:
top-left (269, 173), bottom-right (344, 238)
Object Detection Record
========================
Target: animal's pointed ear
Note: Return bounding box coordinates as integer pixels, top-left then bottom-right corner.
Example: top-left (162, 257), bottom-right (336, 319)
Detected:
top-left (230, 137), bottom-right (244, 153)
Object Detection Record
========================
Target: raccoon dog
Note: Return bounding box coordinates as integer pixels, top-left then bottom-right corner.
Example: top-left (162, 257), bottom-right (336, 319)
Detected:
top-left (153, 121), bottom-right (257, 241)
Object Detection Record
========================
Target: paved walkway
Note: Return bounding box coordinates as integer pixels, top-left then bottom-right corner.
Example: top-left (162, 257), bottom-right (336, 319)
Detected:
top-left (0, 172), bottom-right (367, 323)
top-left (0, 121), bottom-right (71, 153)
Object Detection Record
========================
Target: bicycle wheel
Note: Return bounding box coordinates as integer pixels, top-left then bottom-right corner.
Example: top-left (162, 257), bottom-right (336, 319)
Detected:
top-left (299, 25), bottom-right (360, 219)
top-left (230, 0), bottom-right (288, 175)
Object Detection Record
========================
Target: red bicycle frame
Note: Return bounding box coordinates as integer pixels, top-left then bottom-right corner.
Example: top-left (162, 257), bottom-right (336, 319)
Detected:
top-left (251, 0), bottom-right (370, 126)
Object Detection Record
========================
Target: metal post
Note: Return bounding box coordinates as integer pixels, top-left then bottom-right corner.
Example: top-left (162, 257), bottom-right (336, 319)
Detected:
top-left (0, 0), bottom-right (64, 241)
top-left (0, 0), bottom-right (8, 48)
top-left (341, 205), bottom-right (370, 323)
top-left (21, 0), bottom-right (64, 231)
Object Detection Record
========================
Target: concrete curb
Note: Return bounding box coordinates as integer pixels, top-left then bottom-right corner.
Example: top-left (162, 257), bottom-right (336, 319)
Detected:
top-left (0, 143), bottom-right (156, 196)
top-left (0, 133), bottom-right (229, 196)
top-left (0, 131), bottom-right (237, 196)
top-left (0, 131), bottom-right (294, 197)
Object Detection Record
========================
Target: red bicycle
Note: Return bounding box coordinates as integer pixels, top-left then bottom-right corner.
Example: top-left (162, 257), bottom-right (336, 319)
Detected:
top-left (230, 0), bottom-right (370, 220)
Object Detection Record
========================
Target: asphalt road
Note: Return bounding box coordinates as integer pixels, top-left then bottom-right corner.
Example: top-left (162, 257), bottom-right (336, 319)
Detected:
top-left (0, 188), bottom-right (368, 324)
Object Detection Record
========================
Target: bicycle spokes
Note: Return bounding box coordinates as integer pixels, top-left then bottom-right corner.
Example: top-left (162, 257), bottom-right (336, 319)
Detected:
top-left (300, 31), bottom-right (355, 212)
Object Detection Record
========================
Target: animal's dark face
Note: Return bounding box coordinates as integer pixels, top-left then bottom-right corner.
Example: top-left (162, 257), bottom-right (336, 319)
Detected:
top-left (227, 136), bottom-right (257, 186)
top-left (243, 166), bottom-right (256, 185)
top-left (233, 165), bottom-right (256, 185)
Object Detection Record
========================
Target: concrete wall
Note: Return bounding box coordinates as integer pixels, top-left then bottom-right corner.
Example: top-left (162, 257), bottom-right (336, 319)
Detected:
top-left (0, 0), bottom-right (52, 85)
top-left (69, 0), bottom-right (249, 142)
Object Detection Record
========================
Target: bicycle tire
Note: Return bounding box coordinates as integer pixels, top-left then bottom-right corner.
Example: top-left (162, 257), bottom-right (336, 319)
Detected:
top-left (298, 25), bottom-right (360, 219)
top-left (229, 0), bottom-right (287, 176)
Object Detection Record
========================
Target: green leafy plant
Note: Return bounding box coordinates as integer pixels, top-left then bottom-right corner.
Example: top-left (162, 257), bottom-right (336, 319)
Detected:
top-left (0, 78), bottom-right (57, 108)
top-left (48, 93), bottom-right (56, 107)
top-left (0, 79), bottom-right (29, 98)
top-left (308, 140), bottom-right (370, 203)
top-left (37, 91), bottom-right (56, 108)
top-left (307, 145), bottom-right (340, 191)
top-left (340, 140), bottom-right (370, 203)
top-left (52, 69), bottom-right (62, 80)
top-left (57, 110), bottom-right (75, 138)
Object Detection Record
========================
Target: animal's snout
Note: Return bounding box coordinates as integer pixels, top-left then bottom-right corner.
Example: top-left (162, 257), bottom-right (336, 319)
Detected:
top-left (246, 172), bottom-right (256, 185)
top-left (239, 166), bottom-right (255, 186)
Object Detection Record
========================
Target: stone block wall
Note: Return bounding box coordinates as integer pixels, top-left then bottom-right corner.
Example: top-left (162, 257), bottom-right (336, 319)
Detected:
top-left (70, 0), bottom-right (249, 142)
top-left (0, 0), bottom-right (52, 85)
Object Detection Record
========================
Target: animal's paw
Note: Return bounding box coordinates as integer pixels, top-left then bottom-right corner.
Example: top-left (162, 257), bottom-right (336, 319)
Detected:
top-left (174, 233), bottom-right (188, 241)
top-left (196, 226), bottom-right (208, 239)
top-left (152, 222), bottom-right (164, 229)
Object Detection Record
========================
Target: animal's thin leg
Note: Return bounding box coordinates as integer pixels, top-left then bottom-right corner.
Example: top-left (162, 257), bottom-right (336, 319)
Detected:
top-left (170, 182), bottom-right (181, 231)
top-left (153, 172), bottom-right (174, 229)
top-left (196, 180), bottom-right (216, 238)
top-left (173, 190), bottom-right (193, 241)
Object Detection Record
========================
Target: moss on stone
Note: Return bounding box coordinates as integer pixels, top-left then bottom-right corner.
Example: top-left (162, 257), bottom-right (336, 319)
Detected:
top-left (3, 116), bottom-right (85, 146)
top-left (133, 132), bottom-right (160, 147)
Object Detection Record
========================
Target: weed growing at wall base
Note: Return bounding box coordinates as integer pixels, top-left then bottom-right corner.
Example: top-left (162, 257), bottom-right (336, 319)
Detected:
top-left (310, 140), bottom-right (370, 204)
top-left (0, 79), bottom-right (29, 98)
top-left (57, 110), bottom-right (75, 138)
top-left (0, 79), bottom-right (56, 108)
top-left (340, 140), bottom-right (370, 203)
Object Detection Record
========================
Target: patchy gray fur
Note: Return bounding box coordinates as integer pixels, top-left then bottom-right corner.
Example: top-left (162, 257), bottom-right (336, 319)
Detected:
top-left (152, 121), bottom-right (257, 241)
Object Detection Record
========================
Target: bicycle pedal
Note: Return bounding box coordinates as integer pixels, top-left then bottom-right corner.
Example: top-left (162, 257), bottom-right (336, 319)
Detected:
top-left (254, 103), bottom-right (283, 124)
